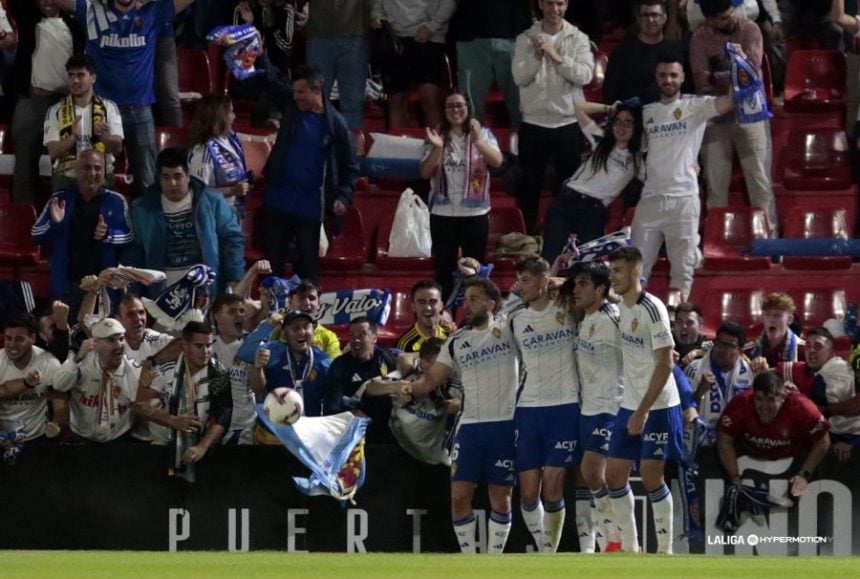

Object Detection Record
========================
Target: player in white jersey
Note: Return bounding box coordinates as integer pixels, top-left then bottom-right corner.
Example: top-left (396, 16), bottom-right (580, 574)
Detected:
top-left (401, 277), bottom-right (519, 554)
top-left (632, 52), bottom-right (734, 300)
top-left (508, 256), bottom-right (579, 553)
top-left (53, 318), bottom-right (141, 442)
top-left (565, 262), bottom-right (624, 552)
top-left (210, 294), bottom-right (256, 445)
top-left (0, 313), bottom-right (64, 440)
top-left (606, 247), bottom-right (684, 554)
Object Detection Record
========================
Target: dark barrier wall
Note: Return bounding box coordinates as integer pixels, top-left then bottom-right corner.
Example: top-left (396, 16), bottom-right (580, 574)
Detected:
top-left (0, 444), bottom-right (858, 554)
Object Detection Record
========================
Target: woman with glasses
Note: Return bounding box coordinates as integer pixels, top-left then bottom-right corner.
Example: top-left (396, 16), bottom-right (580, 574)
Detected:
top-left (541, 101), bottom-right (644, 264)
top-left (420, 90), bottom-right (504, 298)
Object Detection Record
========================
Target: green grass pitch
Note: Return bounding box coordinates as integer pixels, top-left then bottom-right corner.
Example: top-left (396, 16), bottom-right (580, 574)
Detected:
top-left (1, 552), bottom-right (857, 578)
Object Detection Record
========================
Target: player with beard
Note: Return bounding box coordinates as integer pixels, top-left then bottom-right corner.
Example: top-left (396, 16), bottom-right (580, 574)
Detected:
top-left (606, 247), bottom-right (684, 554)
top-left (401, 277), bottom-right (519, 554)
top-left (210, 294), bottom-right (256, 445)
top-left (508, 256), bottom-right (580, 553)
top-left (631, 53), bottom-right (734, 301)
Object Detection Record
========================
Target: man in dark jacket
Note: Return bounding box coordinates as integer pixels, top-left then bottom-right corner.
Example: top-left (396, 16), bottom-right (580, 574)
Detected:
top-left (262, 64), bottom-right (359, 283)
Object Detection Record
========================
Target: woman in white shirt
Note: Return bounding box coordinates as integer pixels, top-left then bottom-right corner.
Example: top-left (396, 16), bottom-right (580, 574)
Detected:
top-left (188, 95), bottom-right (251, 222)
top-left (541, 101), bottom-right (644, 264)
top-left (420, 90), bottom-right (504, 297)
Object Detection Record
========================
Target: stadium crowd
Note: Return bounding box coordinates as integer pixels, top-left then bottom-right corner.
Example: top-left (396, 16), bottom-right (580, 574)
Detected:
top-left (0, 0), bottom-right (859, 555)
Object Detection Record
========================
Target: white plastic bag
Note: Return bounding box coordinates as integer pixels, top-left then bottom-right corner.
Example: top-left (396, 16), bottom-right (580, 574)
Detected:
top-left (387, 188), bottom-right (432, 258)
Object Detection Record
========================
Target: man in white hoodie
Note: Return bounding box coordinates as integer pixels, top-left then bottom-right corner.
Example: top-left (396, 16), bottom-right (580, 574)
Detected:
top-left (512, 0), bottom-right (593, 234)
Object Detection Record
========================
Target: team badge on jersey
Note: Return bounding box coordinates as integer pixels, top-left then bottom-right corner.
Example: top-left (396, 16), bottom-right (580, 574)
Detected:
top-left (492, 327), bottom-right (501, 339)
top-left (631, 318), bottom-right (639, 333)
top-left (555, 310), bottom-right (565, 325)
top-left (308, 368), bottom-right (317, 381)
top-left (674, 108), bottom-right (682, 120)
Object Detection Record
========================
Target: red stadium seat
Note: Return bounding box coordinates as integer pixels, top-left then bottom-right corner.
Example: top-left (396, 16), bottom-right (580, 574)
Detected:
top-left (321, 207), bottom-right (367, 272)
top-left (700, 287), bottom-right (764, 337)
top-left (155, 126), bottom-right (189, 151)
top-left (784, 50), bottom-right (846, 113)
top-left (239, 138), bottom-right (271, 190)
top-left (782, 128), bottom-right (852, 191)
top-left (375, 214), bottom-right (435, 275)
top-left (702, 207), bottom-right (772, 270)
top-left (487, 206), bottom-right (527, 272)
top-left (375, 291), bottom-right (415, 346)
top-left (584, 49), bottom-right (608, 103)
top-left (0, 204), bottom-right (40, 266)
top-left (241, 208), bottom-right (265, 264)
top-left (781, 208), bottom-right (852, 269)
top-left (177, 48), bottom-right (215, 96)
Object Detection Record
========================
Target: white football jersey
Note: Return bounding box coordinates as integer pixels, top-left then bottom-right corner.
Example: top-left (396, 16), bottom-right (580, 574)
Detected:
top-left (510, 303), bottom-right (579, 407)
top-left (212, 335), bottom-right (256, 436)
top-left (618, 292), bottom-right (680, 411)
top-left (577, 303), bottom-right (624, 416)
top-left (125, 329), bottom-right (174, 365)
top-left (437, 316), bottom-right (519, 424)
top-left (0, 346), bottom-right (61, 440)
top-left (53, 352), bottom-right (140, 442)
top-left (642, 95), bottom-right (718, 198)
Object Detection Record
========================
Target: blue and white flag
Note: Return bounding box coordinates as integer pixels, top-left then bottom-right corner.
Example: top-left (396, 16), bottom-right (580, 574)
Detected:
top-left (256, 406), bottom-right (371, 503)
top-left (316, 289), bottom-right (392, 326)
top-left (142, 265), bottom-right (216, 331)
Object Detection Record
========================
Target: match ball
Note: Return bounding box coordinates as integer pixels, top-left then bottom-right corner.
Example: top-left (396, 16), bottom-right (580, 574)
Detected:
top-left (264, 388), bottom-right (304, 425)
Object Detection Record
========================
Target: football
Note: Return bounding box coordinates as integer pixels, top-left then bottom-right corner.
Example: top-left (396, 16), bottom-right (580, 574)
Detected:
top-left (264, 388), bottom-right (304, 425)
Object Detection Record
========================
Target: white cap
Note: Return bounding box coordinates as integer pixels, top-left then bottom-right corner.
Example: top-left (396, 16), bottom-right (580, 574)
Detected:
top-left (91, 318), bottom-right (126, 339)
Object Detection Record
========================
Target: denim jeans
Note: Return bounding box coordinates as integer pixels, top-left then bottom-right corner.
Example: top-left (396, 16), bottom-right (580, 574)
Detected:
top-left (307, 35), bottom-right (369, 129)
top-left (119, 105), bottom-right (157, 195)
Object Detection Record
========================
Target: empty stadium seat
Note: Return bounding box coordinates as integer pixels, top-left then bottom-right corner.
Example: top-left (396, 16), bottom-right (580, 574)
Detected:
top-left (791, 288), bottom-right (847, 331)
top-left (375, 214), bottom-right (435, 275)
top-left (782, 128), bottom-right (852, 190)
top-left (0, 204), bottom-right (40, 266)
top-left (177, 48), bottom-right (215, 96)
top-left (584, 49), bottom-right (608, 103)
top-left (321, 207), bottom-right (368, 272)
top-left (780, 207), bottom-right (853, 269)
top-left (702, 207), bottom-right (772, 270)
top-left (375, 290), bottom-right (415, 346)
top-left (784, 50), bottom-right (846, 113)
top-left (699, 287), bottom-right (764, 337)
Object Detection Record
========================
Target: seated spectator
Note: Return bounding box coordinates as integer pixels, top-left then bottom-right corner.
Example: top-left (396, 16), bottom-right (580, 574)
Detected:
top-left (322, 316), bottom-right (397, 443)
top-left (44, 54), bottom-right (124, 192)
top-left (691, 0), bottom-right (777, 232)
top-left (122, 147), bottom-right (245, 296)
top-left (262, 64), bottom-right (358, 282)
top-left (749, 291), bottom-right (804, 371)
top-left (396, 279), bottom-right (451, 353)
top-left (419, 90), bottom-right (503, 298)
top-left (249, 310), bottom-right (331, 444)
top-left (0, 312), bottom-right (65, 441)
top-left (135, 321), bottom-right (232, 479)
top-left (540, 100), bottom-right (644, 264)
top-left (10, 0), bottom-right (79, 204)
top-left (716, 371), bottom-right (830, 497)
top-left (603, 0), bottom-right (687, 105)
top-left (777, 327), bottom-right (860, 462)
top-left (188, 94), bottom-right (251, 223)
top-left (52, 318), bottom-right (140, 443)
top-left (210, 293), bottom-right (256, 445)
top-left (370, 0), bottom-right (456, 128)
top-left (31, 150), bottom-right (134, 318)
top-left (672, 302), bottom-right (712, 367)
top-left (685, 320), bottom-right (753, 445)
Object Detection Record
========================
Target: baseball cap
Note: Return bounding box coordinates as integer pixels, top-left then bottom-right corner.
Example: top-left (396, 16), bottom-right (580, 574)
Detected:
top-left (281, 310), bottom-right (315, 326)
top-left (91, 318), bottom-right (126, 339)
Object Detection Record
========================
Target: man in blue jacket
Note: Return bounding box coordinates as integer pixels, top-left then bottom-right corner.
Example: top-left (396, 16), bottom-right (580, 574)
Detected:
top-left (32, 149), bottom-right (133, 317)
top-left (122, 147), bottom-right (245, 297)
top-left (263, 64), bottom-right (359, 283)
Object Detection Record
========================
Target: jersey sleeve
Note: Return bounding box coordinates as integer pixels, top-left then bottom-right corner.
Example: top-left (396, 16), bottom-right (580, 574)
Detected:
top-left (794, 394), bottom-right (830, 442)
top-left (649, 307), bottom-right (675, 351)
top-left (690, 96), bottom-right (720, 126)
top-left (106, 101), bottom-right (125, 138)
top-left (436, 334), bottom-right (456, 370)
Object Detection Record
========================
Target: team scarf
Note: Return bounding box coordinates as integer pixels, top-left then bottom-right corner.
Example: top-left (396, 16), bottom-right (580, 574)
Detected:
top-left (689, 350), bottom-right (754, 445)
top-left (207, 24), bottom-right (264, 81)
top-left (444, 262), bottom-right (494, 313)
top-left (260, 275), bottom-right (301, 313)
top-left (0, 428), bottom-right (25, 466)
top-left (552, 228), bottom-right (631, 274)
top-left (727, 42), bottom-right (773, 124)
top-left (430, 132), bottom-right (491, 209)
top-left (206, 133), bottom-right (248, 187)
top-left (750, 329), bottom-right (801, 364)
top-left (57, 94), bottom-right (108, 176)
top-left (142, 265), bottom-right (217, 332)
top-left (315, 289), bottom-right (392, 326)
top-left (256, 406), bottom-right (371, 503)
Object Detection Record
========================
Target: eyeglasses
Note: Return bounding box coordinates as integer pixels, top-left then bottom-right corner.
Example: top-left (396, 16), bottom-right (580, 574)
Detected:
top-left (445, 102), bottom-right (467, 110)
top-left (639, 12), bottom-right (666, 20)
top-left (612, 119), bottom-right (634, 128)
